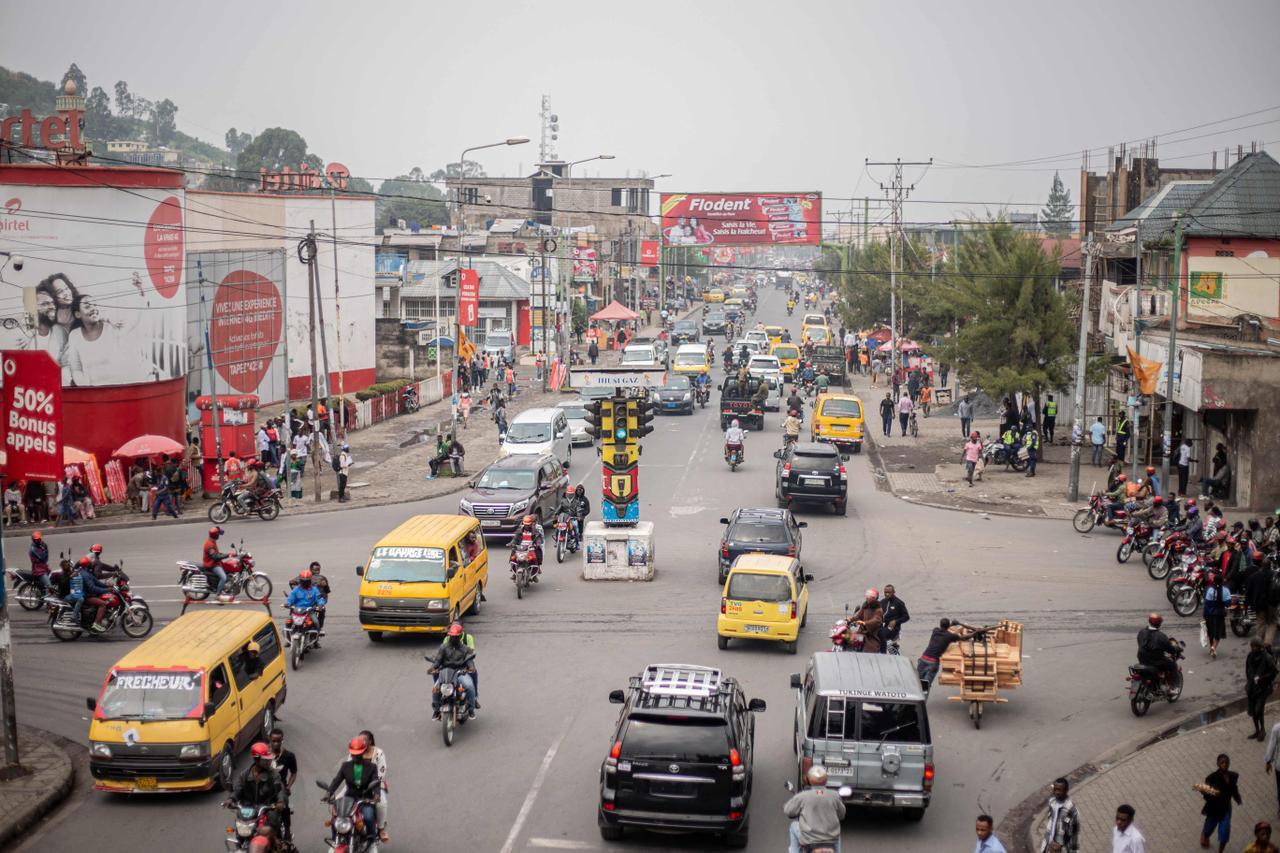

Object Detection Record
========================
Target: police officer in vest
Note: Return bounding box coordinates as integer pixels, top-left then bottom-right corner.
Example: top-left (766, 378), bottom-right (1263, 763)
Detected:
top-left (1115, 413), bottom-right (1130, 464)
top-left (1041, 394), bottom-right (1058, 443)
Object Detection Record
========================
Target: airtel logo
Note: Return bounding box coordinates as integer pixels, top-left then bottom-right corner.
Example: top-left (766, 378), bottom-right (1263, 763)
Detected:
top-left (0, 197), bottom-right (28, 232)
top-left (3, 198), bottom-right (19, 214)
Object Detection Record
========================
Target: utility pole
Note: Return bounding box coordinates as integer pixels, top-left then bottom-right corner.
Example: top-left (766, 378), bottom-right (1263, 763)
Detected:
top-left (303, 224), bottom-right (322, 502)
top-left (540, 243), bottom-right (549, 391)
top-left (330, 193), bottom-right (346, 440)
top-left (1068, 235), bottom-right (1097, 502)
top-left (196, 261), bottom-right (224, 486)
top-left (1130, 228), bottom-right (1143, 481)
top-left (866, 158), bottom-right (931, 397)
top-left (0, 509), bottom-right (16, 771)
top-left (1160, 214), bottom-right (1183, 497)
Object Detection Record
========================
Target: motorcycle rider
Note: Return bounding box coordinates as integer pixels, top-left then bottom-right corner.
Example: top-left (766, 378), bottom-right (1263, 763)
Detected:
top-left (226, 741), bottom-right (288, 846)
top-left (781, 328), bottom-right (793, 343)
top-left (323, 736), bottom-right (380, 845)
top-left (558, 484), bottom-right (591, 544)
top-left (799, 361), bottom-right (816, 392)
top-left (283, 569), bottom-right (326, 648)
top-left (202, 525), bottom-right (231, 596)
top-left (851, 589), bottom-right (884, 654)
top-left (786, 387), bottom-right (805, 418)
top-left (28, 531), bottom-right (50, 593)
top-left (783, 765), bottom-right (845, 853)
top-left (428, 623), bottom-right (477, 720)
top-left (1136, 613), bottom-right (1181, 687)
top-left (69, 556), bottom-right (111, 632)
top-left (358, 730), bottom-right (391, 844)
top-left (288, 561), bottom-right (330, 631)
top-left (236, 461), bottom-right (261, 511)
top-left (724, 418), bottom-right (747, 463)
top-left (511, 514), bottom-right (545, 575)
top-left (722, 344), bottom-right (735, 372)
top-left (783, 409), bottom-right (802, 446)
top-left (1186, 503), bottom-right (1207, 544)
top-left (1104, 474), bottom-right (1128, 524)
top-left (814, 368), bottom-right (830, 395)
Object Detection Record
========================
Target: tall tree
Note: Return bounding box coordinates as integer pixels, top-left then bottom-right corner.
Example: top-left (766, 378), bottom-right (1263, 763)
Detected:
top-left (112, 80), bottom-right (132, 117)
top-left (428, 159), bottom-right (487, 182)
top-left (930, 221), bottom-right (1074, 415)
top-left (84, 86), bottom-right (112, 135)
top-left (1041, 171), bottom-right (1074, 238)
top-left (377, 172), bottom-right (448, 231)
top-left (224, 128), bottom-right (252, 159)
top-left (151, 98), bottom-right (177, 145)
top-left (60, 63), bottom-right (87, 95)
top-left (823, 235), bottom-right (950, 339)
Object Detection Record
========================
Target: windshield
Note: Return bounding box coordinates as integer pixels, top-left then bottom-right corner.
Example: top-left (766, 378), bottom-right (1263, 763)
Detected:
top-left (621, 718), bottom-right (729, 762)
top-left (675, 353), bottom-right (706, 367)
top-left (805, 328), bottom-right (829, 343)
top-left (621, 349), bottom-right (656, 364)
top-left (476, 468), bottom-right (536, 490)
top-left (486, 332), bottom-right (511, 346)
top-left (674, 322), bottom-right (696, 332)
top-left (365, 546), bottom-right (447, 583)
top-left (773, 346), bottom-right (799, 360)
top-left (558, 405), bottom-right (587, 420)
top-left (705, 313), bottom-right (725, 322)
top-left (750, 358), bottom-right (779, 371)
top-left (97, 669), bottom-right (204, 721)
top-left (663, 375), bottom-right (692, 389)
top-left (822, 399), bottom-right (862, 418)
top-left (506, 422), bottom-right (553, 443)
top-left (727, 572), bottom-right (792, 602)
top-left (730, 522), bottom-right (788, 544)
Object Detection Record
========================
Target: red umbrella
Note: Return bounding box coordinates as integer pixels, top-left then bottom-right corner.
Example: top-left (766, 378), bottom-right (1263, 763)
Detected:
top-left (113, 434), bottom-right (185, 458)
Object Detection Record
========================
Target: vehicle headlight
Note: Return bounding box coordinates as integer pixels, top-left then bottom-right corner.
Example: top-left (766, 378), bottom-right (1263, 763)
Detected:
top-left (426, 599), bottom-right (448, 611)
top-left (683, 393), bottom-right (692, 402)
top-left (459, 498), bottom-right (473, 513)
top-left (510, 498), bottom-right (530, 513)
top-left (179, 742), bottom-right (208, 760)
top-left (90, 742), bottom-right (112, 759)
top-left (333, 817), bottom-right (353, 835)
top-left (361, 597), bottom-right (378, 609)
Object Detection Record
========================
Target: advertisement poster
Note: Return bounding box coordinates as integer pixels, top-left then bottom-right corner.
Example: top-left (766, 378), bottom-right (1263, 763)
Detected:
top-left (572, 246), bottom-right (598, 280)
top-left (1, 350), bottom-right (62, 480)
top-left (0, 186), bottom-right (188, 387)
top-left (186, 250), bottom-right (288, 401)
top-left (639, 240), bottom-right (659, 266)
top-left (459, 268), bottom-right (479, 327)
top-left (660, 192), bottom-right (821, 246)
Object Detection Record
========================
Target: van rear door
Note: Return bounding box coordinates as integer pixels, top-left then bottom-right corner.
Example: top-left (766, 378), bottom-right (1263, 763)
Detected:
top-left (616, 716), bottom-right (733, 816)
top-left (851, 700), bottom-right (930, 798)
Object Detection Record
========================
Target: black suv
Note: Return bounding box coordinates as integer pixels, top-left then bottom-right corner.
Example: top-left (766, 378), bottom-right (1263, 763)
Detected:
top-left (774, 442), bottom-right (848, 515)
top-left (600, 664), bottom-right (764, 847)
top-left (702, 310), bottom-right (727, 336)
top-left (671, 319), bottom-right (700, 344)
top-left (717, 507), bottom-right (806, 583)
top-left (458, 453), bottom-right (567, 539)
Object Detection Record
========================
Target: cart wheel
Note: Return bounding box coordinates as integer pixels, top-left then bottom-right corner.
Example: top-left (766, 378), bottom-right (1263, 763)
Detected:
top-left (971, 702), bottom-right (982, 729)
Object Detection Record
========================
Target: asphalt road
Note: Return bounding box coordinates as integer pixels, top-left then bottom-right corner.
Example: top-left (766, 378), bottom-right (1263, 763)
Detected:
top-left (6, 287), bottom-right (1244, 852)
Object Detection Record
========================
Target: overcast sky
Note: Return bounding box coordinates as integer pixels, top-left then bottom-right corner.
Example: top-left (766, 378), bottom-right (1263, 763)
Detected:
top-left (3, 0), bottom-right (1278, 229)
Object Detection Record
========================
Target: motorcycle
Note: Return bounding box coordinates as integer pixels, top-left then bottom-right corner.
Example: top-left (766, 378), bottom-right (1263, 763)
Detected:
top-left (1116, 520), bottom-right (1154, 564)
top-left (8, 566), bottom-right (48, 611)
top-left (1127, 640), bottom-right (1185, 716)
top-left (1229, 594), bottom-right (1257, 637)
top-left (695, 382), bottom-right (710, 408)
top-left (287, 607), bottom-right (321, 670)
top-left (510, 530), bottom-right (540, 599)
top-left (47, 575), bottom-right (152, 641)
top-left (209, 483), bottom-right (282, 524)
top-left (402, 386), bottom-right (420, 413)
top-left (786, 303), bottom-right (795, 316)
top-left (1147, 530), bottom-right (1194, 580)
top-left (1168, 566), bottom-right (1207, 616)
top-left (553, 510), bottom-right (580, 564)
top-left (316, 780), bottom-right (379, 853)
top-left (434, 666), bottom-right (473, 747)
top-left (178, 546), bottom-right (273, 602)
top-left (982, 440), bottom-right (1028, 475)
top-left (223, 801), bottom-right (290, 853)
top-left (724, 443), bottom-right (744, 472)
top-left (1072, 492), bottom-right (1122, 533)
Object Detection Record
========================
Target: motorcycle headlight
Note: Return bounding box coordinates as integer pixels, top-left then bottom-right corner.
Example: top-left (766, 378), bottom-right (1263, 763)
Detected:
top-left (236, 820), bottom-right (256, 839)
top-left (178, 742), bottom-right (208, 760)
top-left (333, 817), bottom-right (353, 835)
top-left (361, 597), bottom-right (378, 609)
top-left (90, 742), bottom-right (112, 759)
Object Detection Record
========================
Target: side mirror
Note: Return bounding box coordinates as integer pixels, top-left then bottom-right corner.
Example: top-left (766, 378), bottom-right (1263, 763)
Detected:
top-left (719, 517), bottom-right (730, 525)
top-left (608, 689), bottom-right (625, 704)
top-left (467, 480), bottom-right (477, 488)
top-left (85, 697), bottom-right (96, 712)
top-left (446, 566), bottom-right (459, 580)
top-left (773, 450), bottom-right (783, 460)
top-left (798, 521), bottom-right (808, 528)
top-left (748, 697), bottom-right (767, 712)
top-left (804, 574), bottom-right (814, 583)
top-left (355, 564), bottom-right (364, 577)
top-left (790, 673), bottom-right (802, 689)
top-left (784, 780), bottom-right (796, 792)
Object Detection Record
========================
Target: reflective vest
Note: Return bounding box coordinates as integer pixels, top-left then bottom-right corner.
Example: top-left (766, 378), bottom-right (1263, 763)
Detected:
top-left (1045, 400), bottom-right (1058, 417)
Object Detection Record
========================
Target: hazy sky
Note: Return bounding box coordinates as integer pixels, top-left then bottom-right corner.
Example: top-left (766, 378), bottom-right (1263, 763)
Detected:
top-left (3, 0), bottom-right (1278, 228)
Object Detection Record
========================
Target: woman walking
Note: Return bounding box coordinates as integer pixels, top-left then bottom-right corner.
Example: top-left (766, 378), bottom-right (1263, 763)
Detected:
top-left (1203, 572), bottom-right (1230, 659)
top-left (1246, 637), bottom-right (1278, 739)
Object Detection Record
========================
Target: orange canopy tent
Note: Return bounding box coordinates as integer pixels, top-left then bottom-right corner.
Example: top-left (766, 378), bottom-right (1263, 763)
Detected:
top-left (590, 300), bottom-right (640, 322)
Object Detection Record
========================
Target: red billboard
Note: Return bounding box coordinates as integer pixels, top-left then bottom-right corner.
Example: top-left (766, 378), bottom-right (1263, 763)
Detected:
top-left (1, 351), bottom-right (63, 481)
top-left (660, 192), bottom-right (821, 246)
top-left (639, 240), bottom-right (659, 266)
top-left (458, 268), bottom-right (479, 327)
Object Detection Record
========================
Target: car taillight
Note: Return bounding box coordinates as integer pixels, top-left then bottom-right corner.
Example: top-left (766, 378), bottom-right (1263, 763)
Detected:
top-left (605, 740), bottom-right (621, 772)
top-left (721, 544), bottom-right (730, 559)
top-left (790, 601), bottom-right (797, 619)
top-left (728, 810), bottom-right (744, 821)
top-left (786, 544), bottom-right (796, 556)
top-left (801, 756), bottom-right (813, 778)
top-left (923, 762), bottom-right (934, 791)
top-left (602, 802), bottom-right (615, 811)
top-left (838, 464), bottom-right (847, 480)
top-left (720, 598), bottom-right (727, 614)
top-left (782, 463), bottom-right (791, 477)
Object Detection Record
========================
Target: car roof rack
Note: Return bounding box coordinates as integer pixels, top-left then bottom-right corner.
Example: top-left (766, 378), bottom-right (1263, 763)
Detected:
top-left (639, 664), bottom-right (722, 698)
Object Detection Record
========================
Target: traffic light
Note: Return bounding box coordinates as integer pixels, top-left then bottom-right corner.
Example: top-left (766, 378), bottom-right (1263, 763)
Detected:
top-left (629, 398), bottom-right (656, 439)
top-left (583, 398), bottom-right (615, 440)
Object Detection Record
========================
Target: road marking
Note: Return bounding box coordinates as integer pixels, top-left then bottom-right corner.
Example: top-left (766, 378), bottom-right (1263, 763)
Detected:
top-left (498, 726), bottom-right (568, 853)
top-left (527, 840), bottom-right (594, 850)
top-left (668, 505), bottom-right (704, 516)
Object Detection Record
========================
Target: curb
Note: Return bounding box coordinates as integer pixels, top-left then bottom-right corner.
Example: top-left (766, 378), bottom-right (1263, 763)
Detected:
top-left (998, 695), bottom-right (1262, 853)
top-left (0, 725), bottom-right (81, 851)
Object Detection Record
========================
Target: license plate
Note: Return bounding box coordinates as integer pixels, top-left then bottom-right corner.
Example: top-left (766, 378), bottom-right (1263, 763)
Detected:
top-left (802, 477), bottom-right (826, 486)
top-left (136, 776), bottom-right (158, 790)
top-left (650, 781), bottom-right (694, 796)
top-left (832, 425), bottom-right (847, 431)
top-left (481, 520), bottom-right (501, 528)
top-left (744, 624), bottom-right (769, 634)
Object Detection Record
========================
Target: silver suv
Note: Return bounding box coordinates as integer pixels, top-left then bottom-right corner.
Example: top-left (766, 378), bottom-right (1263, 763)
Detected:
top-left (790, 652), bottom-right (933, 821)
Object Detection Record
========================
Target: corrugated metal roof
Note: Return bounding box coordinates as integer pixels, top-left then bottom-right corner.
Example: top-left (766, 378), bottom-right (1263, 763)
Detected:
top-left (401, 259), bottom-right (530, 301)
top-left (1107, 180), bottom-right (1212, 240)
top-left (1180, 151), bottom-right (1280, 238)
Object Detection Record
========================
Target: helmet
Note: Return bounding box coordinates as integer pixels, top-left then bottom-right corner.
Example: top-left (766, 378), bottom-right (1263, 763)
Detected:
top-left (91, 544), bottom-right (103, 554)
top-left (251, 742), bottom-right (272, 759)
top-left (565, 485), bottom-right (575, 497)
top-left (299, 569), bottom-right (313, 580)
top-left (77, 556), bottom-right (91, 567)
top-left (1153, 496), bottom-right (1164, 505)
top-left (1187, 505), bottom-right (1200, 516)
top-left (1187, 498), bottom-right (1197, 507)
top-left (865, 587), bottom-right (878, 600)
top-left (522, 515), bottom-right (535, 526)
top-left (1148, 613), bottom-right (1163, 628)
top-left (805, 766), bottom-right (829, 786)
top-left (348, 736), bottom-right (367, 755)
top-left (1116, 474), bottom-right (1127, 483)
top-left (209, 526), bottom-right (224, 539)
top-left (30, 531), bottom-right (41, 541)
top-left (1146, 466), bottom-right (1156, 474)
top-left (970, 431), bottom-right (980, 439)
top-left (447, 622), bottom-right (464, 637)
top-left (247, 641), bottom-right (260, 654)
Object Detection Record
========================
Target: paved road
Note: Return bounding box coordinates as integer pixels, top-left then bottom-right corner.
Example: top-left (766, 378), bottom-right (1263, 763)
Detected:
top-left (6, 287), bottom-right (1246, 852)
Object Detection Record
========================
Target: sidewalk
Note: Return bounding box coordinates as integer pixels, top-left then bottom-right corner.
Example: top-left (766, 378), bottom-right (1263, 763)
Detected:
top-left (0, 725), bottom-right (76, 848)
top-left (1020, 701), bottom-right (1280, 852)
top-left (848, 370), bottom-right (1091, 520)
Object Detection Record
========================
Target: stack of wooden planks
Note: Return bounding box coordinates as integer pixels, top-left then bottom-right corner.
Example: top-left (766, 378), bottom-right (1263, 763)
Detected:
top-left (938, 620), bottom-right (1023, 701)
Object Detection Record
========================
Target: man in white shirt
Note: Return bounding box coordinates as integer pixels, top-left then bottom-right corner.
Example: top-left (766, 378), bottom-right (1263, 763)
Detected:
top-left (1112, 803), bottom-right (1145, 853)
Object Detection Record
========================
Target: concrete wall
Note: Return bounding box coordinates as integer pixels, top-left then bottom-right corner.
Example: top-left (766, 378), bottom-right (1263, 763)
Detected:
top-left (375, 318), bottom-right (440, 382)
top-left (1199, 351), bottom-right (1280, 508)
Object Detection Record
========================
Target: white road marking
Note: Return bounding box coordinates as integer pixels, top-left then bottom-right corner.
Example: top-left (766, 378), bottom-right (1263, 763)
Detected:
top-left (498, 726), bottom-right (568, 853)
top-left (527, 840), bottom-right (594, 850)
top-left (668, 505), bottom-right (705, 516)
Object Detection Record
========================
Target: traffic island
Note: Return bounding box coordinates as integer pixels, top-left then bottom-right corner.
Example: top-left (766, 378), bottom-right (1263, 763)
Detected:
top-left (581, 521), bottom-right (655, 580)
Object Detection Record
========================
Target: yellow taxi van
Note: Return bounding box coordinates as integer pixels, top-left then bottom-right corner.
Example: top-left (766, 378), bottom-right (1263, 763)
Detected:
top-left (811, 392), bottom-right (865, 453)
top-left (86, 608), bottom-right (286, 793)
top-left (358, 514), bottom-right (488, 642)
top-left (672, 343), bottom-right (711, 378)
top-left (765, 325), bottom-right (786, 347)
top-left (716, 554), bottom-right (812, 655)
top-left (703, 288), bottom-right (726, 303)
top-left (770, 341), bottom-right (801, 378)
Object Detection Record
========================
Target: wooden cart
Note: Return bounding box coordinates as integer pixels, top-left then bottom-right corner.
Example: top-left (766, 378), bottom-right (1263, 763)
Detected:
top-left (938, 620), bottom-right (1023, 729)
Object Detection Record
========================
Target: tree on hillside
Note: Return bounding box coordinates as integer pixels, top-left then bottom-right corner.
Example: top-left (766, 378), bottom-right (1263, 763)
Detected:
top-left (237, 126), bottom-right (322, 176)
top-left (151, 99), bottom-right (177, 145)
top-left (60, 63), bottom-right (86, 95)
top-left (113, 80), bottom-right (132, 118)
top-left (85, 86), bottom-right (113, 134)
top-left (1041, 171), bottom-right (1074, 238)
top-left (224, 128), bottom-right (252, 159)
top-left (377, 170), bottom-right (448, 231)
top-left (930, 221), bottom-right (1074, 417)
top-left (429, 160), bottom-right (486, 182)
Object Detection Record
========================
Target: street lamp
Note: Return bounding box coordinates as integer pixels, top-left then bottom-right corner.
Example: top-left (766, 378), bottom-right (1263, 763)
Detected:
top-left (451, 136), bottom-right (530, 430)
top-left (565, 154), bottom-right (615, 176)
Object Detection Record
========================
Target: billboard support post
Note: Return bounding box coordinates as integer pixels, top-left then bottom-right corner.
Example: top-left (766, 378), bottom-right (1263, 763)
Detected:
top-left (197, 261), bottom-right (224, 482)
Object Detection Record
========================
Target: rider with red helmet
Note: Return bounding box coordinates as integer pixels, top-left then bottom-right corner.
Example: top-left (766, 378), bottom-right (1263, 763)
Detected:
top-left (228, 740), bottom-right (288, 843)
top-left (511, 514), bottom-right (545, 574)
top-left (427, 623), bottom-right (478, 721)
top-left (1137, 613), bottom-right (1180, 682)
top-left (202, 526), bottom-right (231, 595)
top-left (324, 736), bottom-right (380, 844)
